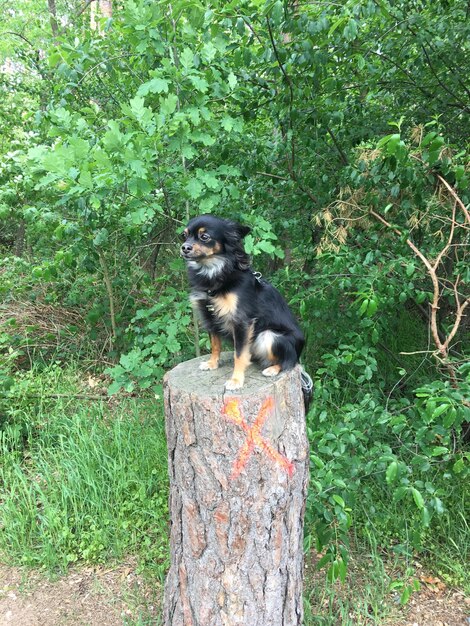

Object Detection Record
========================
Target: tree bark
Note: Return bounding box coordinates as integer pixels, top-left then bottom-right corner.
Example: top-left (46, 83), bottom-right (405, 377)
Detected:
top-left (90, 0), bottom-right (112, 31)
top-left (47, 0), bottom-right (59, 38)
top-left (14, 220), bottom-right (26, 257)
top-left (163, 353), bottom-right (309, 626)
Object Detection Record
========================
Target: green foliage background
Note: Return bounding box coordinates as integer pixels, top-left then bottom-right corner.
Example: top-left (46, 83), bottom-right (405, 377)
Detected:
top-left (1, 0), bottom-right (469, 604)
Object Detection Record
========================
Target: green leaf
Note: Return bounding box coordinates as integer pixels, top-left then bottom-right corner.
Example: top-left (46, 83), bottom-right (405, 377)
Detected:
top-left (244, 234), bottom-right (254, 254)
top-left (310, 454), bottom-right (325, 469)
top-left (406, 263), bottom-right (415, 277)
top-left (221, 116), bottom-right (235, 132)
top-left (130, 160), bottom-right (148, 177)
top-left (129, 96), bottom-right (146, 118)
top-left (371, 327), bottom-right (379, 344)
top-left (393, 486), bottom-right (408, 502)
top-left (400, 584), bottom-right (412, 605)
top-left (181, 144), bottom-right (196, 159)
top-left (421, 131), bottom-right (437, 147)
top-left (332, 494), bottom-right (345, 507)
top-left (190, 131), bottom-right (215, 145)
top-left (358, 298), bottom-right (369, 316)
top-left (267, 0), bottom-right (283, 24)
top-left (228, 72), bottom-right (237, 90)
top-left (186, 178), bottom-right (204, 199)
top-left (328, 16), bottom-right (347, 36)
top-left (443, 406), bottom-right (457, 428)
top-left (317, 552), bottom-right (333, 569)
top-left (257, 240), bottom-right (276, 254)
top-left (201, 42), bottom-right (217, 63)
top-left (411, 487), bottom-right (424, 510)
top-left (343, 18), bottom-right (358, 41)
top-left (93, 228), bottom-right (109, 247)
top-left (366, 299), bottom-right (378, 316)
top-left (432, 403), bottom-right (450, 418)
top-left (199, 194), bottom-right (220, 211)
top-left (180, 47), bottom-right (194, 69)
top-left (160, 93), bottom-right (178, 116)
top-left (421, 506), bottom-right (430, 527)
top-left (107, 380), bottom-right (123, 395)
top-left (120, 350), bottom-right (141, 371)
top-left (137, 77), bottom-right (169, 96)
top-left (386, 134), bottom-right (402, 155)
top-left (338, 559), bottom-right (347, 583)
top-left (189, 75), bottom-right (209, 93)
top-left (186, 107), bottom-right (201, 125)
top-left (199, 170), bottom-right (220, 189)
top-left (431, 446), bottom-right (448, 457)
top-left (327, 561), bottom-right (340, 582)
top-left (79, 169), bottom-right (93, 189)
top-left (386, 461), bottom-right (398, 484)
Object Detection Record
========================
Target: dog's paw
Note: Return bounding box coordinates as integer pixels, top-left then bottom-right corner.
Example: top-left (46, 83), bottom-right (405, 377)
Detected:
top-left (225, 377), bottom-right (244, 390)
top-left (262, 365), bottom-right (281, 377)
top-left (199, 360), bottom-right (219, 371)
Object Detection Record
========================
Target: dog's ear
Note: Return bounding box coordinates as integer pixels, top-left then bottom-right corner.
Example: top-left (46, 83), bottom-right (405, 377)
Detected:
top-left (227, 220), bottom-right (251, 240)
top-left (237, 224), bottom-right (251, 238)
top-left (223, 220), bottom-right (251, 269)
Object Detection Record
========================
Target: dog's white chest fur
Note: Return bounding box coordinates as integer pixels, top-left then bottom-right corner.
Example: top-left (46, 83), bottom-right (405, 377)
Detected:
top-left (188, 257), bottom-right (227, 280)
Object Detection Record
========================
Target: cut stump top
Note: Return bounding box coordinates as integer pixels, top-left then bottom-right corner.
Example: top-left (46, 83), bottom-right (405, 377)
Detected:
top-left (164, 353), bottom-right (307, 474)
top-left (164, 352), bottom-right (298, 398)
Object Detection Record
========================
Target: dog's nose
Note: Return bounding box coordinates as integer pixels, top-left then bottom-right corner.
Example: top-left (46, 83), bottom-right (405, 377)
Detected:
top-left (181, 243), bottom-right (193, 254)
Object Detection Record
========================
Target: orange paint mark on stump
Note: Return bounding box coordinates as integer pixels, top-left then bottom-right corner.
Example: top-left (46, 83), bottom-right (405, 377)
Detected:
top-left (222, 397), bottom-right (295, 479)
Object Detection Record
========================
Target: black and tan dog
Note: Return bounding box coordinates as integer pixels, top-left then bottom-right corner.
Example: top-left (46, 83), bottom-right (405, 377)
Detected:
top-left (181, 214), bottom-right (310, 401)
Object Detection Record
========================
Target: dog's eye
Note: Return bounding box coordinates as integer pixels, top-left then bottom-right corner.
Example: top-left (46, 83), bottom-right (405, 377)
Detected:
top-left (199, 233), bottom-right (211, 242)
top-left (181, 232), bottom-right (188, 241)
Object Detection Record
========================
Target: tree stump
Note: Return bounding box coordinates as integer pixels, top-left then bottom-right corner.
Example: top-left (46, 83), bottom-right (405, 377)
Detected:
top-left (163, 353), bottom-right (310, 626)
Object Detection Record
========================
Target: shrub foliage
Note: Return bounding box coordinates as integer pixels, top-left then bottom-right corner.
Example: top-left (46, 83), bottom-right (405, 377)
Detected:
top-left (1, 0), bottom-right (468, 588)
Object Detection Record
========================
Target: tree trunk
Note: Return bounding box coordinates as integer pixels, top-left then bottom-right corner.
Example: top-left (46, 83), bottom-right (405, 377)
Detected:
top-left (47, 0), bottom-right (59, 38)
top-left (90, 0), bottom-right (112, 31)
top-left (163, 353), bottom-right (309, 626)
top-left (14, 220), bottom-right (26, 257)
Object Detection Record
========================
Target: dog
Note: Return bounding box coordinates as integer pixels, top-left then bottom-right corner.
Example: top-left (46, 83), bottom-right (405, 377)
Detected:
top-left (180, 214), bottom-right (312, 406)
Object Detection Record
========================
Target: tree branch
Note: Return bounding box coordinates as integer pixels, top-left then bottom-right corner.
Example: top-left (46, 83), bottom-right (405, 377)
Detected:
top-left (368, 207), bottom-right (467, 386)
top-left (2, 31), bottom-right (35, 47)
top-left (326, 126), bottom-right (348, 165)
top-left (265, 17), bottom-right (318, 206)
top-left (75, 0), bottom-right (95, 20)
top-left (436, 174), bottom-right (470, 225)
top-left (420, 43), bottom-right (470, 113)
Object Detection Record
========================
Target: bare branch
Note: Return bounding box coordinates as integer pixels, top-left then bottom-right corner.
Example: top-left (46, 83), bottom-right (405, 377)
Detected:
top-left (443, 276), bottom-right (470, 353)
top-left (368, 206), bottom-right (468, 385)
top-left (1, 31), bottom-right (35, 47)
top-left (256, 171), bottom-right (289, 180)
top-left (75, 0), bottom-right (95, 21)
top-left (433, 200), bottom-right (457, 270)
top-left (436, 173), bottom-right (470, 225)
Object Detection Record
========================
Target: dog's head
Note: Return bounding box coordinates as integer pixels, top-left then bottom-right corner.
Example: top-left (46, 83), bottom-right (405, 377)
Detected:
top-left (180, 214), bottom-right (251, 273)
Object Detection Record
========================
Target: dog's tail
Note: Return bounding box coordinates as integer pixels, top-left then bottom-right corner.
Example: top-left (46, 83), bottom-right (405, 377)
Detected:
top-left (300, 367), bottom-right (313, 413)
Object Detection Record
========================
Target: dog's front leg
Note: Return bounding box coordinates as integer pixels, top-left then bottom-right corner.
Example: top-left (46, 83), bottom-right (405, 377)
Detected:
top-left (225, 324), bottom-right (252, 390)
top-left (200, 333), bottom-right (222, 371)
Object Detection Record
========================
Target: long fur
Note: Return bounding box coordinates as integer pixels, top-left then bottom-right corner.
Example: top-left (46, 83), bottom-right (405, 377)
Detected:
top-left (181, 214), bottom-right (306, 395)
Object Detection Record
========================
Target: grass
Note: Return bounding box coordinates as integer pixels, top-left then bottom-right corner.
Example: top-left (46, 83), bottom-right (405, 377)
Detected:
top-left (304, 552), bottom-right (394, 625)
top-left (1, 364), bottom-right (468, 625)
top-left (0, 365), bottom-right (169, 575)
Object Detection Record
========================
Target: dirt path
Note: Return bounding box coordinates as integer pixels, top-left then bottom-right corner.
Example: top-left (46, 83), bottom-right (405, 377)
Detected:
top-left (0, 562), bottom-right (468, 625)
top-left (396, 586), bottom-right (469, 626)
top-left (0, 562), bottom-right (161, 626)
